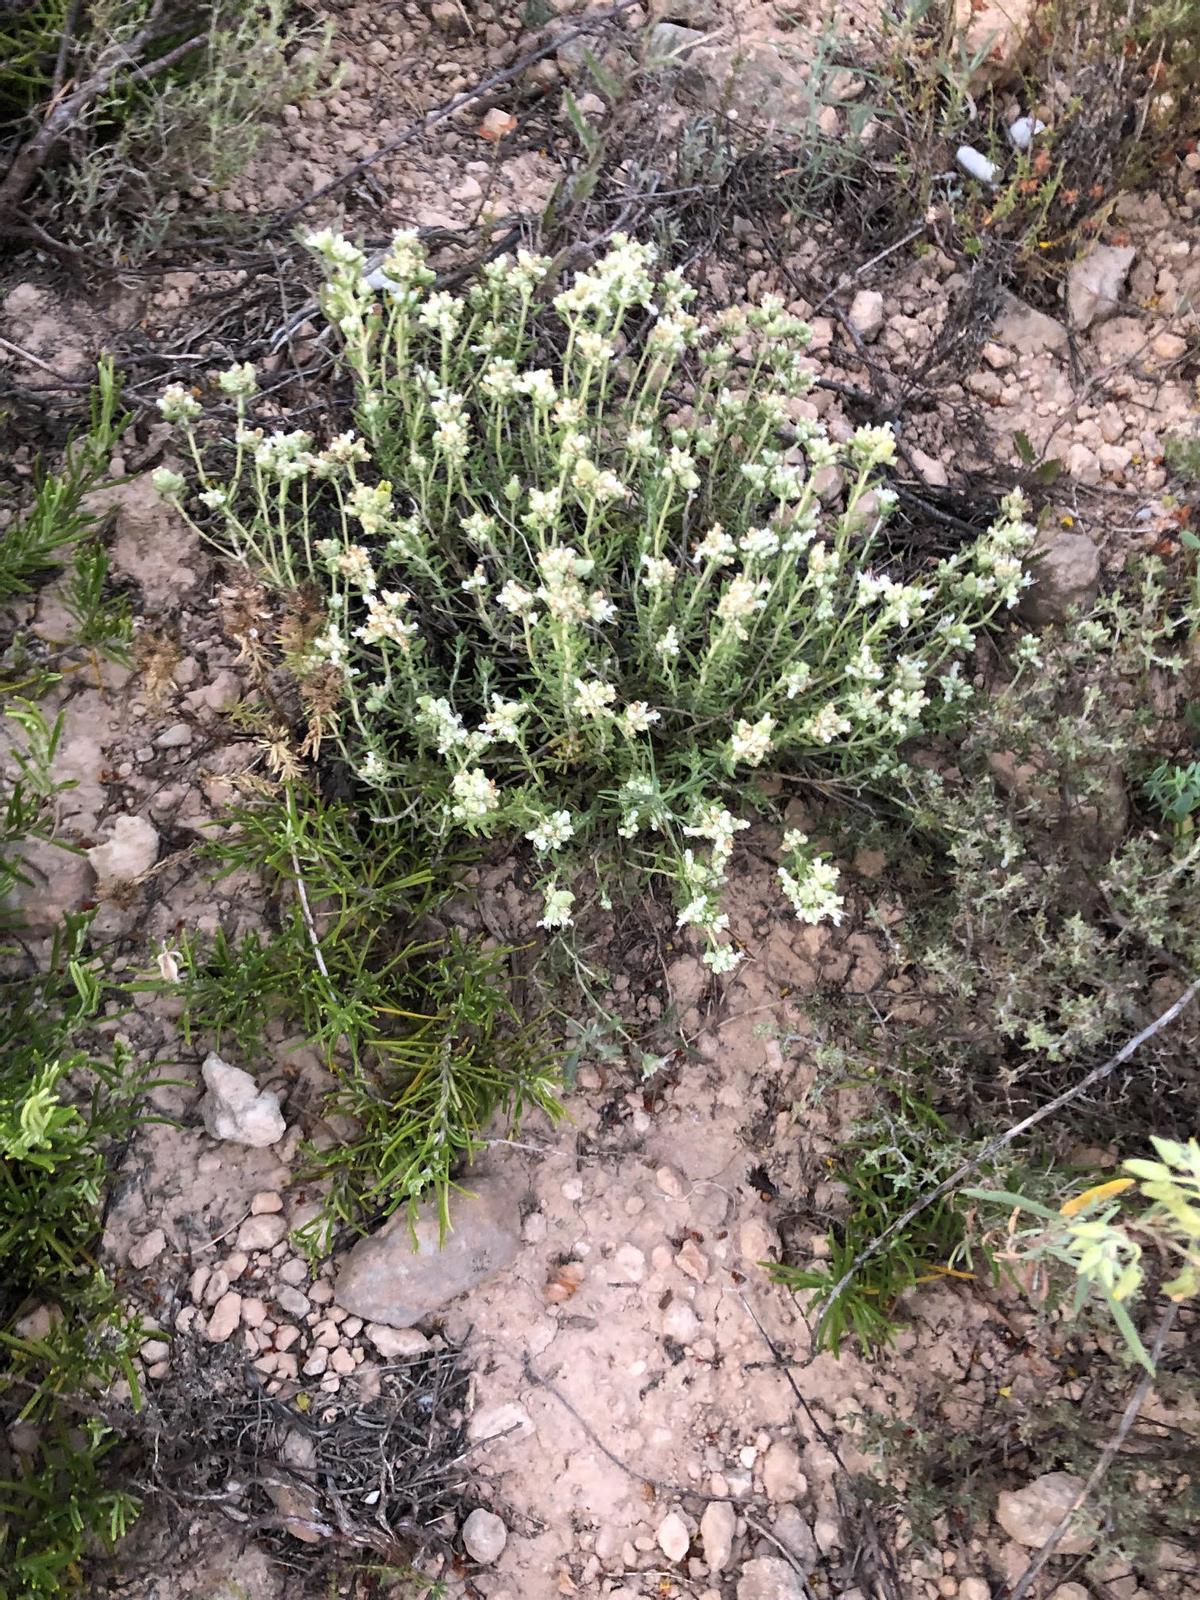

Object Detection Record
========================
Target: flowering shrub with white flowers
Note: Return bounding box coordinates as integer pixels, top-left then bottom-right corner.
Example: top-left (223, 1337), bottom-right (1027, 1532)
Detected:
top-left (158, 232), bottom-right (1034, 971)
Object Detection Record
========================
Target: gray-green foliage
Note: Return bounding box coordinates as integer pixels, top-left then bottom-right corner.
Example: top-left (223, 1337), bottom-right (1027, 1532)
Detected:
top-left (1, 1), bottom-right (328, 260)
top-left (792, 558), bottom-right (1200, 1351)
top-left (897, 567), bottom-right (1200, 1074)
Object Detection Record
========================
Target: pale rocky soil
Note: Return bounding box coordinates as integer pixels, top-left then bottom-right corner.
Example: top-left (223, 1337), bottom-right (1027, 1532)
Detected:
top-left (2, 3), bottom-right (1199, 1599)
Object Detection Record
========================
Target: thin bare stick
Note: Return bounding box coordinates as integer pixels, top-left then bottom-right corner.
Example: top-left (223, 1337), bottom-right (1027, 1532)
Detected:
top-left (813, 975), bottom-right (1200, 1350)
top-left (0, 333), bottom-right (90, 383)
top-left (1007, 1301), bottom-right (1179, 1600)
top-left (812, 221), bottom-right (927, 313)
top-left (270, 0), bottom-right (641, 225)
top-left (743, 1514), bottom-right (818, 1598)
top-left (52, 0), bottom-right (83, 103)
top-left (289, 845), bottom-right (330, 980)
top-left (737, 1291), bottom-right (904, 1600)
top-left (522, 1354), bottom-right (741, 1506)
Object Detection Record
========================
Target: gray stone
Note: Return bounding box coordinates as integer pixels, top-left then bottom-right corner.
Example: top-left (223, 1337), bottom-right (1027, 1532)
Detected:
top-left (1067, 244), bottom-right (1136, 331)
top-left (662, 1299), bottom-right (701, 1344)
top-left (996, 1472), bottom-right (1095, 1554)
top-left (847, 289), bottom-right (884, 342)
top-left (462, 1507), bottom-right (507, 1564)
top-left (992, 293), bottom-right (1069, 356)
top-left (954, 0), bottom-right (1037, 88)
top-left (237, 1213), bottom-right (288, 1251)
top-left (129, 1228), bottom-right (167, 1269)
top-left (737, 1556), bottom-right (807, 1599)
top-left (648, 22), bottom-right (704, 63)
top-left (200, 1053), bottom-right (286, 1148)
top-left (701, 1499), bottom-right (737, 1573)
top-left (1, 837), bottom-right (93, 933)
top-left (677, 40), bottom-right (815, 133)
top-left (772, 1504), bottom-right (819, 1569)
top-left (365, 1323), bottom-right (430, 1359)
top-left (1018, 529), bottom-right (1100, 625)
top-left (956, 1581), bottom-right (992, 1600)
top-left (205, 1291), bottom-right (242, 1343)
top-left (86, 814), bottom-right (159, 892)
top-left (335, 1172), bottom-right (521, 1327)
top-left (657, 1509), bottom-right (691, 1563)
top-left (274, 1286), bottom-right (309, 1318)
top-left (467, 1400), bottom-right (534, 1444)
top-left (762, 1440), bottom-right (804, 1502)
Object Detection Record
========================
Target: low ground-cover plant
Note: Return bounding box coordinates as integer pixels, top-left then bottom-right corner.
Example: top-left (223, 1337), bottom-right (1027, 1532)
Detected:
top-left (769, 1088), bottom-right (984, 1353)
top-left (0, 1), bottom-right (327, 260)
top-left (784, 557), bottom-right (1200, 1350)
top-left (159, 232), bottom-right (1033, 972)
top-left (0, 915), bottom-right (147, 1598)
top-left (968, 1135), bottom-right (1200, 1372)
top-left (0, 359), bottom-right (125, 605)
top-left (164, 784), bottom-right (560, 1249)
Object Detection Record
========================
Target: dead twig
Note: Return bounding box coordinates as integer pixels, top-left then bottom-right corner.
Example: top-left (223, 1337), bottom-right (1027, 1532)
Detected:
top-left (736, 1291), bottom-right (905, 1600)
top-left (743, 1514), bottom-right (819, 1598)
top-left (521, 1354), bottom-right (744, 1506)
top-left (811, 220), bottom-right (927, 314)
top-left (0, 0), bottom-right (194, 214)
top-left (1007, 1301), bottom-right (1180, 1600)
top-left (289, 843), bottom-right (331, 981)
top-left (0, 334), bottom-right (93, 386)
top-left (812, 975), bottom-right (1200, 1352)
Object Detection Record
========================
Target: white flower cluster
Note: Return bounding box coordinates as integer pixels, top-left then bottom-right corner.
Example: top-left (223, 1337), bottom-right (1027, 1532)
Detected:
top-left (161, 231), bottom-right (1034, 978)
top-left (778, 831), bottom-right (845, 926)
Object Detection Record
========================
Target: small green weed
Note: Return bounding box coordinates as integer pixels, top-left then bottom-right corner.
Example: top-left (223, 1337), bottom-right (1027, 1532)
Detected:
top-left (0, 917), bottom-right (150, 1597)
top-left (769, 1090), bottom-right (983, 1353)
top-left (167, 785), bottom-right (560, 1251)
top-left (1144, 756), bottom-right (1200, 839)
top-left (0, 359), bottom-right (126, 605)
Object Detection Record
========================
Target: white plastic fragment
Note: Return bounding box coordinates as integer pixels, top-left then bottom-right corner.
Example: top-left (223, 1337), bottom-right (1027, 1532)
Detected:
top-left (956, 145), bottom-right (1001, 185)
top-left (1008, 115), bottom-right (1047, 151)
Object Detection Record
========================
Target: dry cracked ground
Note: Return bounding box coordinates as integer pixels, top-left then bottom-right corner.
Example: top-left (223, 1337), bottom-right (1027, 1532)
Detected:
top-left (1, 2), bottom-right (1199, 1599)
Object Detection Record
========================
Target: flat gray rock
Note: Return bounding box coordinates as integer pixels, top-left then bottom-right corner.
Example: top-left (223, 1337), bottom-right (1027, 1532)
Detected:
top-left (335, 1172), bottom-right (521, 1327)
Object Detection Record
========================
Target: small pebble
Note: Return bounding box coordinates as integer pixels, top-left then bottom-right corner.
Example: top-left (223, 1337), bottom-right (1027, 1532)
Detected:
top-left (240, 1297), bottom-right (268, 1329)
top-left (236, 1214), bottom-right (288, 1251)
top-left (129, 1228), bottom-right (167, 1269)
top-left (206, 1291), bottom-right (242, 1343)
top-left (463, 1507), bottom-right (509, 1564)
